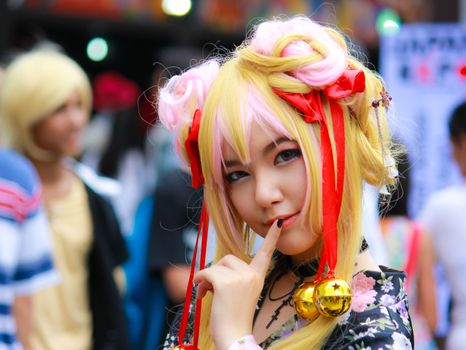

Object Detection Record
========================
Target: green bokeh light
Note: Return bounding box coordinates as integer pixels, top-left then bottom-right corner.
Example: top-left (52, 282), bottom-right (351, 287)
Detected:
top-left (87, 37), bottom-right (108, 62)
top-left (376, 8), bottom-right (401, 35)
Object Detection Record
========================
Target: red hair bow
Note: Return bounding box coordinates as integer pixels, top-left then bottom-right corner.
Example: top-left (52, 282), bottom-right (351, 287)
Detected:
top-left (177, 108), bottom-right (208, 349)
top-left (184, 109), bottom-right (204, 189)
top-left (273, 69), bottom-right (365, 280)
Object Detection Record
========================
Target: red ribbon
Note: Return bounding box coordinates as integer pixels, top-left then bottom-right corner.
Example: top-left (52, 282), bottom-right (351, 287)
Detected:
top-left (178, 203), bottom-right (209, 349)
top-left (177, 109), bottom-right (209, 349)
top-left (184, 109), bottom-right (204, 189)
top-left (273, 69), bottom-right (365, 280)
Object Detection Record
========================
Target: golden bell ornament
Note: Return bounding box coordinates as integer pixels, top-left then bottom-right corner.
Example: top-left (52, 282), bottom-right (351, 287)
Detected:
top-left (292, 282), bottom-right (320, 321)
top-left (169, 347), bottom-right (186, 350)
top-left (313, 278), bottom-right (352, 317)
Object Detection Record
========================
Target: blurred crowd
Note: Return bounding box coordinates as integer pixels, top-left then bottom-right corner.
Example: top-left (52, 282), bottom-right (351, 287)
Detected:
top-left (0, 8), bottom-right (465, 350)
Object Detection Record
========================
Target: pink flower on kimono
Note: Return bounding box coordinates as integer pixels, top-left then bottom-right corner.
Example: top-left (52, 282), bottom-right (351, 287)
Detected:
top-left (351, 272), bottom-right (377, 312)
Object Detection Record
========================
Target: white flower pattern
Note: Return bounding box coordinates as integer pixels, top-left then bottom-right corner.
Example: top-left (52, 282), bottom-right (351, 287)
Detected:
top-left (390, 332), bottom-right (412, 349)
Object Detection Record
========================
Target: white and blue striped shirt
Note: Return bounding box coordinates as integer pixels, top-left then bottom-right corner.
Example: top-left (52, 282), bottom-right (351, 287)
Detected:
top-left (0, 150), bottom-right (58, 350)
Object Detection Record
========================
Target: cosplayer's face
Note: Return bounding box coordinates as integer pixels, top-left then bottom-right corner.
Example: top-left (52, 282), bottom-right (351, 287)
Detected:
top-left (223, 121), bottom-right (317, 262)
top-left (32, 90), bottom-right (87, 159)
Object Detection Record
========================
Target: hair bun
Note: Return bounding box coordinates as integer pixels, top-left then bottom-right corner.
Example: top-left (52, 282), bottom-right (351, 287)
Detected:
top-left (158, 60), bottom-right (220, 130)
top-left (250, 17), bottom-right (347, 87)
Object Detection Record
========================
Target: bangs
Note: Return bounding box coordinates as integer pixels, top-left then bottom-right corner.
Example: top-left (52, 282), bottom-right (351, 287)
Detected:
top-left (211, 82), bottom-right (296, 188)
top-left (198, 57), bottom-right (321, 257)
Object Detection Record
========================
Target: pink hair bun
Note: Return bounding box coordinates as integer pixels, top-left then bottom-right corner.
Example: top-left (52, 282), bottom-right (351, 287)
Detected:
top-left (158, 60), bottom-right (220, 130)
top-left (250, 17), bottom-right (347, 87)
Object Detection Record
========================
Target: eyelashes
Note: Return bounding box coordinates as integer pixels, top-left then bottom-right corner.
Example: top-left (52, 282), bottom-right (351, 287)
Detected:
top-left (224, 170), bottom-right (248, 183)
top-left (274, 148), bottom-right (302, 165)
top-left (224, 148), bottom-right (303, 183)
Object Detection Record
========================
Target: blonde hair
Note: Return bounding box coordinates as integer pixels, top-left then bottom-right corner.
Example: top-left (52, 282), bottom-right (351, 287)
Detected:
top-left (0, 50), bottom-right (91, 158)
top-left (158, 16), bottom-right (396, 350)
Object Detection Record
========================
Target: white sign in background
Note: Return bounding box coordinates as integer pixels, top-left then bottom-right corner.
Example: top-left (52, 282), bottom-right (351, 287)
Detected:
top-left (380, 23), bottom-right (466, 216)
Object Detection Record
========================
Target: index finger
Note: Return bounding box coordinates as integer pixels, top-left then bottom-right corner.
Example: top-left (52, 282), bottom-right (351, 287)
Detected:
top-left (250, 219), bottom-right (283, 276)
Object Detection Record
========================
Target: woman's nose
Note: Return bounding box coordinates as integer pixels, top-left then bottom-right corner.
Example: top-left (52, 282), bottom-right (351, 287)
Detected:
top-left (254, 174), bottom-right (283, 208)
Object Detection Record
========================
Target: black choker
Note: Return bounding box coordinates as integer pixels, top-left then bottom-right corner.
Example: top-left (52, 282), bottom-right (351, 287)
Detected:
top-left (289, 257), bottom-right (319, 278)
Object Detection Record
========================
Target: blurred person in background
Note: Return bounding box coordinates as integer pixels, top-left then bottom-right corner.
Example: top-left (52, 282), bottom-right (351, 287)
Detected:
top-left (147, 128), bottom-right (204, 344)
top-left (0, 50), bottom-right (130, 350)
top-left (119, 125), bottom-right (206, 349)
top-left (82, 72), bottom-right (155, 236)
top-left (0, 148), bottom-right (59, 350)
top-left (96, 104), bottom-right (155, 235)
top-left (380, 152), bottom-right (437, 349)
top-left (419, 101), bottom-right (466, 350)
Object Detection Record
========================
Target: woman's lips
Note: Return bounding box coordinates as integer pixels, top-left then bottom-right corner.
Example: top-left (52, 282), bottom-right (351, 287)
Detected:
top-left (266, 212), bottom-right (300, 228)
top-left (282, 212), bottom-right (299, 229)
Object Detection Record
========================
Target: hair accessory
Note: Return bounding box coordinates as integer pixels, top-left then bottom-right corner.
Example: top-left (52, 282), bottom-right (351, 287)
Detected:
top-left (159, 62), bottom-right (220, 350)
top-left (384, 155), bottom-right (398, 179)
top-left (371, 88), bottom-right (397, 197)
top-left (379, 155), bottom-right (399, 200)
top-left (172, 203), bottom-right (209, 350)
top-left (158, 60), bottom-right (219, 131)
top-left (371, 88), bottom-right (392, 110)
top-left (273, 69), bottom-right (365, 318)
top-left (171, 109), bottom-right (209, 350)
top-left (184, 109), bottom-right (204, 188)
top-left (250, 17), bottom-right (347, 86)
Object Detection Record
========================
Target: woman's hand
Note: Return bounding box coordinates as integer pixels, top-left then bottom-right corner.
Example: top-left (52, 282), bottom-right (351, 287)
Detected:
top-left (194, 220), bottom-right (283, 350)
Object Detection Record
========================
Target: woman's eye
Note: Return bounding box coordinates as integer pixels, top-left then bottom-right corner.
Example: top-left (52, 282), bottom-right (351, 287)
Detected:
top-left (275, 148), bottom-right (302, 164)
top-left (224, 171), bottom-right (248, 183)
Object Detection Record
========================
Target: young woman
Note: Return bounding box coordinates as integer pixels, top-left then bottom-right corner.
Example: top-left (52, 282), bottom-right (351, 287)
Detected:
top-left (158, 16), bottom-right (413, 350)
top-left (0, 50), bottom-right (130, 350)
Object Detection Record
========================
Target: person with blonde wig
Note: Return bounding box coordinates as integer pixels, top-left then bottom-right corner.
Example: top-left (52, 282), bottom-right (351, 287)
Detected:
top-left (158, 17), bottom-right (413, 350)
top-left (0, 50), bottom-right (130, 350)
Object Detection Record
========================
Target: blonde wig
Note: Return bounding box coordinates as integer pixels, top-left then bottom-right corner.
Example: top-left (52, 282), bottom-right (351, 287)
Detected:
top-left (158, 16), bottom-right (397, 350)
top-left (0, 50), bottom-right (91, 159)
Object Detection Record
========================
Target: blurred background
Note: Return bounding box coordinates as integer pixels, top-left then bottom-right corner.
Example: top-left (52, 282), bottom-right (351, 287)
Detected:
top-left (0, 0), bottom-right (462, 88)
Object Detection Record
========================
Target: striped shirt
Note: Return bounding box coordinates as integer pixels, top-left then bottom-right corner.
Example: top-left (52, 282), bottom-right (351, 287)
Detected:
top-left (0, 150), bottom-right (58, 350)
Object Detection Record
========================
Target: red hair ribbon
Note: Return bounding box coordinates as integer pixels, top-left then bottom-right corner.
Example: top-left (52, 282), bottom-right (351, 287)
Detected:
top-left (177, 203), bottom-right (209, 349)
top-left (273, 69), bottom-right (365, 281)
top-left (184, 109), bottom-right (204, 189)
top-left (177, 109), bottom-right (209, 349)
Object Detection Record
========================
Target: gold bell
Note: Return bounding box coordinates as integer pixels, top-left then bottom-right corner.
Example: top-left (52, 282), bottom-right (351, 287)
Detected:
top-left (169, 347), bottom-right (186, 350)
top-left (292, 282), bottom-right (320, 321)
top-left (313, 278), bottom-right (352, 317)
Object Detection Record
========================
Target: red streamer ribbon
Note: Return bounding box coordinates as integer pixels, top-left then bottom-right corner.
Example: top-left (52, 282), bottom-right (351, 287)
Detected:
top-left (184, 109), bottom-right (204, 189)
top-left (177, 108), bottom-right (209, 349)
top-left (273, 69), bottom-right (365, 280)
top-left (178, 203), bottom-right (209, 349)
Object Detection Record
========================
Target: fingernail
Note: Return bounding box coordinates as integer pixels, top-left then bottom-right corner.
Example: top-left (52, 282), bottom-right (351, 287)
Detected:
top-left (277, 219), bottom-right (283, 228)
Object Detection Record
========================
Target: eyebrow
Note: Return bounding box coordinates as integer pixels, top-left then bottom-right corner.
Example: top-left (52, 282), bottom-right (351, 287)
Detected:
top-left (263, 136), bottom-right (291, 156)
top-left (223, 136), bottom-right (293, 168)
